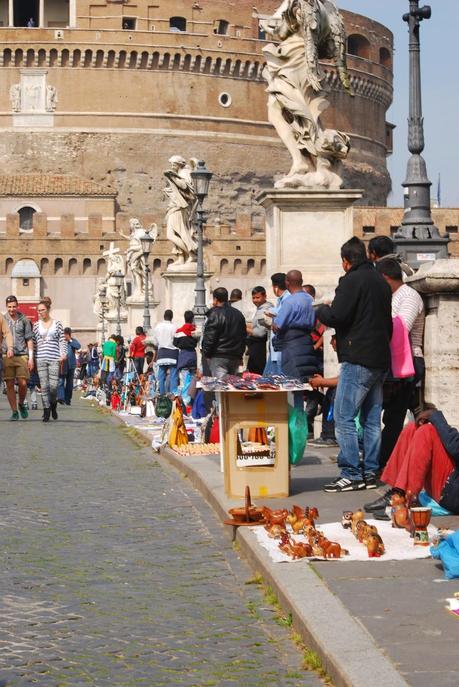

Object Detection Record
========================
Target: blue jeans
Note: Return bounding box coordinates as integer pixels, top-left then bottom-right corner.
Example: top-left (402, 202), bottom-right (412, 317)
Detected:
top-left (157, 364), bottom-right (178, 395)
top-left (334, 362), bottom-right (385, 481)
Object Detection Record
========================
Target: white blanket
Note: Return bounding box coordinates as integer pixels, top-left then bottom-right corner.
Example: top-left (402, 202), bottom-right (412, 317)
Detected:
top-left (251, 519), bottom-right (436, 563)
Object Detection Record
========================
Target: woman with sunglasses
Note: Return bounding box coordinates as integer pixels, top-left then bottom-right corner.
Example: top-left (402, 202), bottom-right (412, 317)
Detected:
top-left (32, 299), bottom-right (67, 422)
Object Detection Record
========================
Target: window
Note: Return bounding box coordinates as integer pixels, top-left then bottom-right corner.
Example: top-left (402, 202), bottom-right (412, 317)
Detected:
top-left (362, 226), bottom-right (375, 235)
top-left (169, 16), bottom-right (186, 32)
top-left (218, 92), bottom-right (232, 107)
top-left (122, 17), bottom-right (136, 30)
top-left (214, 19), bottom-right (229, 36)
top-left (258, 21), bottom-right (266, 40)
top-left (379, 47), bottom-right (392, 69)
top-left (347, 34), bottom-right (371, 60)
top-left (446, 226), bottom-right (458, 234)
top-left (18, 206), bottom-right (36, 231)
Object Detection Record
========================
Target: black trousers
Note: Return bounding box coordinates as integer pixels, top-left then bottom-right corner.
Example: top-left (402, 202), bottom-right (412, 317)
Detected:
top-left (247, 337), bottom-right (267, 375)
top-left (320, 387), bottom-right (336, 440)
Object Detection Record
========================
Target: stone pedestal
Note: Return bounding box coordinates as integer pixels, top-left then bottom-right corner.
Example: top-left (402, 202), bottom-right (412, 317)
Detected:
top-left (407, 260), bottom-right (459, 427)
top-left (257, 189), bottom-right (363, 295)
top-left (126, 298), bottom-right (158, 335)
top-left (162, 268), bottom-right (212, 316)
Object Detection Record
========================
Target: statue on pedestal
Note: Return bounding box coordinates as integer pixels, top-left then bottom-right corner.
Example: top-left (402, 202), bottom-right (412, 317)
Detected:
top-left (120, 218), bottom-right (157, 299)
top-left (261, 0), bottom-right (353, 190)
top-left (93, 243), bottom-right (127, 321)
top-left (163, 156), bottom-right (198, 268)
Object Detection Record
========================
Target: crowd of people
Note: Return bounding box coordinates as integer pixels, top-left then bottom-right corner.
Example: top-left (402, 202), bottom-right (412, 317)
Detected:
top-left (1, 234), bottom-right (458, 515)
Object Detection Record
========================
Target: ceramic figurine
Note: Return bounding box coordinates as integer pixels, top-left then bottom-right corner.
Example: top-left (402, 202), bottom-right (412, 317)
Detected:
top-left (342, 511), bottom-right (353, 529)
top-left (366, 533), bottom-right (385, 558)
top-left (265, 523), bottom-right (286, 539)
top-left (390, 493), bottom-right (412, 531)
top-left (351, 509), bottom-right (365, 536)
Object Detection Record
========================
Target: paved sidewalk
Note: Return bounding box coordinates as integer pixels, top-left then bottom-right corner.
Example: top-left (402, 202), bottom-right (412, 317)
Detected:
top-left (0, 397), bottom-right (323, 687)
top-left (117, 409), bottom-right (459, 687)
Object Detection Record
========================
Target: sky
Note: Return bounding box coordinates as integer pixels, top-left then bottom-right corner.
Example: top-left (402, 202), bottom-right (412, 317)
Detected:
top-left (337, 0), bottom-right (459, 207)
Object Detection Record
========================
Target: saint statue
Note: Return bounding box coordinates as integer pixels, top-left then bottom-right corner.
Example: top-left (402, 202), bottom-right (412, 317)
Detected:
top-left (120, 218), bottom-right (157, 298)
top-left (261, 0), bottom-right (353, 189)
top-left (163, 156), bottom-right (198, 267)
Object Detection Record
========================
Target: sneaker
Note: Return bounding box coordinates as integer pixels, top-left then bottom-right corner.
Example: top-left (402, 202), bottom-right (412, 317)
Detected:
top-left (323, 476), bottom-right (366, 493)
top-left (309, 437), bottom-right (339, 448)
top-left (364, 489), bottom-right (393, 512)
top-left (10, 410), bottom-right (19, 421)
top-left (18, 403), bottom-right (29, 419)
top-left (364, 476), bottom-right (378, 490)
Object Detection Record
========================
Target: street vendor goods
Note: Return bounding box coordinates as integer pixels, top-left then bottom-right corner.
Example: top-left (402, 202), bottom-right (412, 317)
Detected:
top-left (200, 374), bottom-right (309, 392)
top-left (410, 507), bottom-right (432, 546)
top-left (390, 493), bottom-right (413, 532)
top-left (344, 509), bottom-right (386, 558)
top-left (172, 443), bottom-right (220, 456)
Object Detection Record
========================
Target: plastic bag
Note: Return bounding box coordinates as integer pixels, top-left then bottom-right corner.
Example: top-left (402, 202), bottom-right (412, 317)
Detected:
top-left (431, 531), bottom-right (459, 579)
top-left (155, 394), bottom-right (173, 419)
top-left (419, 490), bottom-right (452, 516)
top-left (288, 406), bottom-right (308, 465)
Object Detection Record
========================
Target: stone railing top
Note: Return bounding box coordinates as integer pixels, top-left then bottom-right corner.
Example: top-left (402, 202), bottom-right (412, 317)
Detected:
top-left (406, 259), bottom-right (459, 294)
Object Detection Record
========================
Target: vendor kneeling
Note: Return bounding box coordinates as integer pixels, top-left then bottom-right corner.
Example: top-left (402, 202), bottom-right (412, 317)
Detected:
top-left (365, 408), bottom-right (459, 516)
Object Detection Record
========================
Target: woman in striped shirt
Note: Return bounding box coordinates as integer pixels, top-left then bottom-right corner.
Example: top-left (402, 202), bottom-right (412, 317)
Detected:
top-left (33, 299), bottom-right (68, 422)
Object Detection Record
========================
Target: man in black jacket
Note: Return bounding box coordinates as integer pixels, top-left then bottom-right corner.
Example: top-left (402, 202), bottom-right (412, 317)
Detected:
top-left (317, 237), bottom-right (393, 492)
top-left (202, 287), bottom-right (247, 378)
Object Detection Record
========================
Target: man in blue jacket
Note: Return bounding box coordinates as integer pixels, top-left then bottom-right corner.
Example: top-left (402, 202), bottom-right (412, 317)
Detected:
top-left (62, 327), bottom-right (81, 406)
top-left (317, 237), bottom-right (392, 492)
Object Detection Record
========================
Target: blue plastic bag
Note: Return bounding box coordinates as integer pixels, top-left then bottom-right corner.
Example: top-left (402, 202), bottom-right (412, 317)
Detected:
top-left (431, 531), bottom-right (459, 579)
top-left (419, 490), bottom-right (452, 516)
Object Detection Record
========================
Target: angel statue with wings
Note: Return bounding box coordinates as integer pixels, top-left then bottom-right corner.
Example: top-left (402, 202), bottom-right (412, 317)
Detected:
top-left (163, 156), bottom-right (198, 268)
top-left (261, 0), bottom-right (353, 190)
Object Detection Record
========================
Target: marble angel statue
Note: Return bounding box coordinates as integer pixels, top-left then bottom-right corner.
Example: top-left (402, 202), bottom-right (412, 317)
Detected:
top-left (120, 218), bottom-right (158, 297)
top-left (163, 156), bottom-right (198, 267)
top-left (261, 0), bottom-right (354, 189)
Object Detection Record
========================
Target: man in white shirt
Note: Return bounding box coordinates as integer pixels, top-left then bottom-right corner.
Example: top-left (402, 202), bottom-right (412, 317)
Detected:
top-left (152, 310), bottom-right (178, 394)
top-left (376, 258), bottom-right (425, 469)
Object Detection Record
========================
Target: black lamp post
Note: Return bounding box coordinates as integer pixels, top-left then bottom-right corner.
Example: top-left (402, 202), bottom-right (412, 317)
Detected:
top-left (99, 286), bottom-right (108, 344)
top-left (191, 160), bottom-right (213, 328)
top-left (112, 271), bottom-right (124, 336)
top-left (394, 1), bottom-right (449, 268)
top-left (140, 229), bottom-right (154, 332)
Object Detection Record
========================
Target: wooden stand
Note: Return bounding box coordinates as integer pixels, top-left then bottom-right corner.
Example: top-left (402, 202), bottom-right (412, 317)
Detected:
top-left (220, 390), bottom-right (290, 499)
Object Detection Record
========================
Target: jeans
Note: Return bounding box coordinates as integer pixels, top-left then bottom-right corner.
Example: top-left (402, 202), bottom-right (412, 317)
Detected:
top-left (321, 387), bottom-right (336, 440)
top-left (36, 360), bottom-right (60, 409)
top-left (209, 357), bottom-right (239, 379)
top-left (64, 367), bottom-right (76, 405)
top-left (334, 362), bottom-right (385, 480)
top-left (156, 364), bottom-right (178, 395)
top-left (132, 357), bottom-right (145, 377)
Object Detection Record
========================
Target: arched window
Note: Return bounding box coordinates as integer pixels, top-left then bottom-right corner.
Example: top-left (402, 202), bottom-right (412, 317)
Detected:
top-left (347, 34), bottom-right (371, 60)
top-left (169, 16), bottom-right (186, 32)
top-left (18, 206), bottom-right (36, 231)
top-left (379, 47), bottom-right (392, 69)
top-left (54, 258), bottom-right (64, 275)
top-left (214, 20), bottom-right (229, 36)
top-left (40, 258), bottom-right (50, 275)
top-left (83, 258), bottom-right (92, 274)
top-left (97, 258), bottom-right (106, 276)
top-left (68, 258), bottom-right (78, 275)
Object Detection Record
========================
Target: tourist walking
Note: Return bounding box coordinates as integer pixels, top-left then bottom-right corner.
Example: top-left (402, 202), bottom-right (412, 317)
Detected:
top-left (62, 327), bottom-right (81, 406)
top-left (174, 310), bottom-right (198, 400)
top-left (318, 237), bottom-right (393, 492)
top-left (33, 299), bottom-right (68, 422)
top-left (246, 286), bottom-right (273, 374)
top-left (2, 295), bottom-right (34, 421)
top-left (152, 310), bottom-right (179, 394)
top-left (129, 326), bottom-right (146, 377)
top-left (202, 287), bottom-right (246, 379)
top-left (88, 343), bottom-right (100, 379)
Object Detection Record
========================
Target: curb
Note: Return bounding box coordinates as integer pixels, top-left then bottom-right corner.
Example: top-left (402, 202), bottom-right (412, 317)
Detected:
top-left (105, 407), bottom-right (408, 687)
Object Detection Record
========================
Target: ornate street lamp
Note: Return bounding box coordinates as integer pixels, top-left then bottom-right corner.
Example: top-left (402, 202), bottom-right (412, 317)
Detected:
top-left (140, 229), bottom-right (154, 332)
top-left (191, 160), bottom-right (213, 328)
top-left (112, 270), bottom-right (124, 336)
top-left (99, 286), bottom-right (108, 344)
top-left (394, 1), bottom-right (449, 268)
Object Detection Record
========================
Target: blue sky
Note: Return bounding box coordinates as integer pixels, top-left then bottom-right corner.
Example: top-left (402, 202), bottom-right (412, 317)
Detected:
top-left (338, 0), bottom-right (458, 207)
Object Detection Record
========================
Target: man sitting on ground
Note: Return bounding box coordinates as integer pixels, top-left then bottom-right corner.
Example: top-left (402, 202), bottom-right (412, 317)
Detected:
top-left (365, 407), bottom-right (459, 516)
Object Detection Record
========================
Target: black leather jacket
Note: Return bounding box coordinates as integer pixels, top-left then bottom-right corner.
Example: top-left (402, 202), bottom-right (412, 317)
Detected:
top-left (202, 304), bottom-right (247, 359)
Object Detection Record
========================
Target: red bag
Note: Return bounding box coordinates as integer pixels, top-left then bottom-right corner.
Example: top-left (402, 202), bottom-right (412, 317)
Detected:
top-left (209, 416), bottom-right (220, 444)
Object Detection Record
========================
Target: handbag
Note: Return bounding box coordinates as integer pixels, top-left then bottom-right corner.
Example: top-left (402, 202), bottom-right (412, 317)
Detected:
top-left (390, 315), bottom-right (415, 379)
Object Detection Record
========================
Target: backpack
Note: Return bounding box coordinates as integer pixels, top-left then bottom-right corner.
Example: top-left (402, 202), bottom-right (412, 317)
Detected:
top-left (154, 394), bottom-right (173, 419)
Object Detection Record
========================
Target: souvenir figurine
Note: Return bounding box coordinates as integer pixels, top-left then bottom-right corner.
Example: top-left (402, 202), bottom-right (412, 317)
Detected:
top-left (342, 511), bottom-right (353, 529)
top-left (366, 532), bottom-right (385, 557)
top-left (390, 492), bottom-right (412, 531)
top-left (351, 509), bottom-right (365, 536)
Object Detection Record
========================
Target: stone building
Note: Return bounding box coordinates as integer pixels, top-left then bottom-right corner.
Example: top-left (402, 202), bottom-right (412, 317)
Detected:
top-left (0, 1), bottom-right (400, 339)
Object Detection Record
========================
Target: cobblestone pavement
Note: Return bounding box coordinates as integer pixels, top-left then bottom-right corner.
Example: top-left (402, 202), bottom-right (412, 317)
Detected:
top-left (0, 397), bottom-right (321, 687)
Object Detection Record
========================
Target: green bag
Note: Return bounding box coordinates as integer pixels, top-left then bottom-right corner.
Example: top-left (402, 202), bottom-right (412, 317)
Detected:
top-left (154, 394), bottom-right (173, 419)
top-left (288, 406), bottom-right (309, 465)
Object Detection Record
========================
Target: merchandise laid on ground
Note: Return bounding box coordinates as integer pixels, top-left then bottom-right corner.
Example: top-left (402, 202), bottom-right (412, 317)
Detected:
top-left (200, 374), bottom-right (310, 392)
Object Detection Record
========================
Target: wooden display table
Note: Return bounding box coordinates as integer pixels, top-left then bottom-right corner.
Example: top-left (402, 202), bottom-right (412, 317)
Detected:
top-left (219, 390), bottom-right (290, 499)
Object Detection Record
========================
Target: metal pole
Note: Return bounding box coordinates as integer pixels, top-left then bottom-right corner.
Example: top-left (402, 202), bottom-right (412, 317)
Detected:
top-left (394, 1), bottom-right (448, 266)
top-left (143, 254), bottom-right (151, 332)
top-left (116, 286), bottom-right (121, 336)
top-left (193, 204), bottom-right (207, 329)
